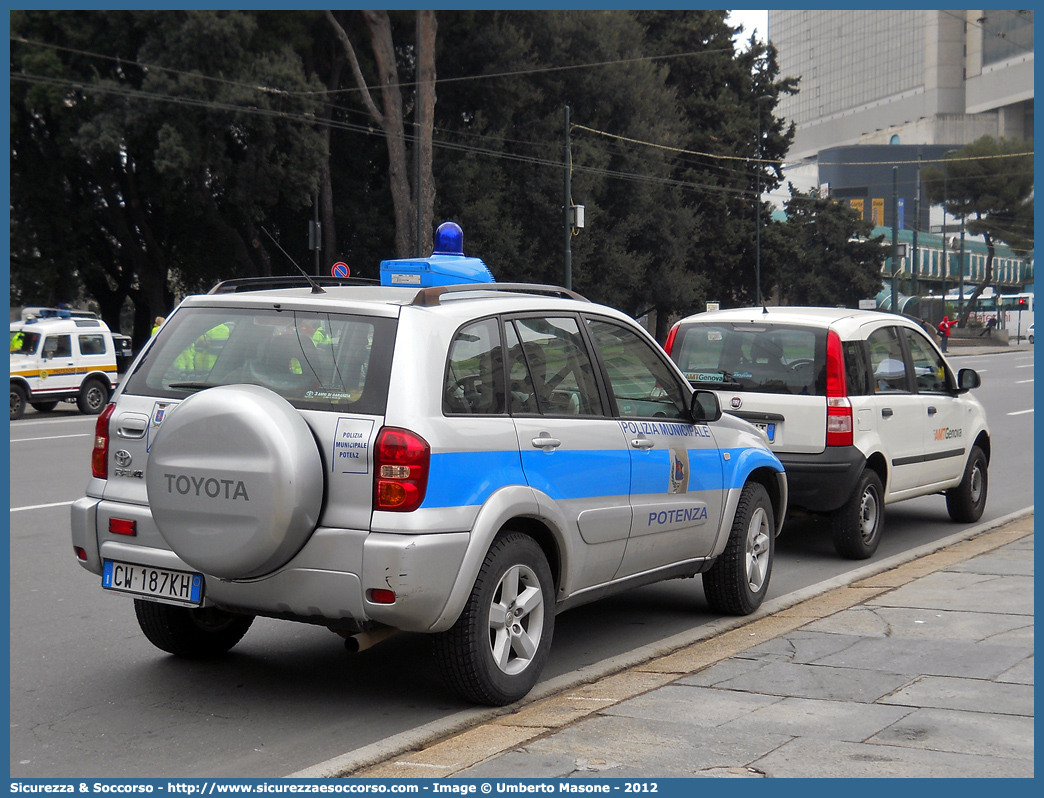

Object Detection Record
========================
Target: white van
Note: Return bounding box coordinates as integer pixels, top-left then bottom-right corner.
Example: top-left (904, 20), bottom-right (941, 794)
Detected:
top-left (10, 307), bottom-right (119, 419)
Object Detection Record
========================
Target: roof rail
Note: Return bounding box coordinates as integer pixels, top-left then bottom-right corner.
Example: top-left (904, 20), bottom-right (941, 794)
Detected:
top-left (410, 283), bottom-right (589, 307)
top-left (208, 276), bottom-right (379, 294)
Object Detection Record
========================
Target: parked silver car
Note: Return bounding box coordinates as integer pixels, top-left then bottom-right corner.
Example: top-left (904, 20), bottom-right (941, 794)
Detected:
top-left (72, 238), bottom-right (786, 706)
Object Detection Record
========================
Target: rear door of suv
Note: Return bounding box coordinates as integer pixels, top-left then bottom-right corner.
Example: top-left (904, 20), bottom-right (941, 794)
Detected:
top-left (505, 313), bottom-right (633, 589)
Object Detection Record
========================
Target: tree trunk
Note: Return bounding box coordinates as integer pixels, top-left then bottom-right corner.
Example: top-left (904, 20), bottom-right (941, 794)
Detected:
top-left (326, 10), bottom-right (437, 259)
top-left (958, 228), bottom-right (994, 327)
top-left (362, 11), bottom-right (412, 258)
top-left (319, 49), bottom-right (343, 268)
top-left (416, 10), bottom-right (437, 256)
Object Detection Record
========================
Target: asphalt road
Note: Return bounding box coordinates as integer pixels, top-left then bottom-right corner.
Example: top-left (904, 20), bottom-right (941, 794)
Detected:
top-left (8, 347), bottom-right (1034, 778)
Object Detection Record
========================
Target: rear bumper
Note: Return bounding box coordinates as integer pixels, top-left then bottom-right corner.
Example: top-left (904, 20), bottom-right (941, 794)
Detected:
top-left (778, 447), bottom-right (866, 513)
top-left (71, 496), bottom-right (470, 634)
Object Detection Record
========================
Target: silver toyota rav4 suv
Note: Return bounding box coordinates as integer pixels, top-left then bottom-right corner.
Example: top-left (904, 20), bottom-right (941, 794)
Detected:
top-left (71, 236), bottom-right (786, 706)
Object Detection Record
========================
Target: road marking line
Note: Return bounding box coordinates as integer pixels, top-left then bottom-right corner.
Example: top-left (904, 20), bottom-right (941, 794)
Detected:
top-left (1016, 364), bottom-right (1033, 369)
top-left (10, 500), bottom-right (76, 513)
top-left (11, 433), bottom-right (92, 443)
top-left (1015, 379), bottom-right (1034, 384)
top-left (10, 417), bottom-right (93, 427)
top-left (1007, 409), bottom-right (1034, 416)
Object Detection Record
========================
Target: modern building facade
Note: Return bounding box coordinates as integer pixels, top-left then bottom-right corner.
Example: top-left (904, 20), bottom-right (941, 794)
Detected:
top-left (767, 10), bottom-right (1034, 296)
top-left (770, 9), bottom-right (1033, 160)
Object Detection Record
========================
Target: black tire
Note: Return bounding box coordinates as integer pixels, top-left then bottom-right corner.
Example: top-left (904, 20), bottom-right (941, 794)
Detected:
top-left (830, 469), bottom-right (885, 560)
top-left (30, 401), bottom-right (58, 413)
top-left (134, 599), bottom-right (254, 658)
top-left (433, 532), bottom-right (555, 706)
top-left (946, 446), bottom-right (988, 523)
top-left (77, 378), bottom-right (109, 415)
top-left (11, 383), bottom-right (27, 421)
top-left (703, 482), bottom-right (775, 615)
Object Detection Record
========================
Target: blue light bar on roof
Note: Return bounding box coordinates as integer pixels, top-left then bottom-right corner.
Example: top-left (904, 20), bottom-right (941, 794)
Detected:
top-left (380, 221), bottom-right (495, 287)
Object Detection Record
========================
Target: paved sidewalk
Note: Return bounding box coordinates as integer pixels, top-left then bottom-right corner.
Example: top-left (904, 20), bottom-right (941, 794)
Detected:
top-left (946, 341), bottom-right (1033, 357)
top-left (333, 513), bottom-right (1033, 779)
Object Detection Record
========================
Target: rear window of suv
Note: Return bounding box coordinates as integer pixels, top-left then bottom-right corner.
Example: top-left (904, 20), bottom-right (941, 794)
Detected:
top-left (123, 306), bottom-right (396, 415)
top-left (671, 322), bottom-right (827, 396)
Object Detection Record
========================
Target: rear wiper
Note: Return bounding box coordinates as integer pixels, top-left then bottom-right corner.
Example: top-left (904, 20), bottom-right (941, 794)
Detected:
top-left (167, 382), bottom-right (214, 392)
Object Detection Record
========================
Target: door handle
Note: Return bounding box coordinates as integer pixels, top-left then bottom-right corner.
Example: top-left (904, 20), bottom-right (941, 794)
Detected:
top-left (631, 437), bottom-right (655, 450)
top-left (531, 433), bottom-right (561, 450)
top-left (881, 408), bottom-right (893, 417)
top-left (927, 406), bottom-right (938, 415)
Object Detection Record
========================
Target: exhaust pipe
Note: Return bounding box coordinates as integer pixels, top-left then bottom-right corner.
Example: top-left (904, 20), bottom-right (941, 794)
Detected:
top-left (341, 624), bottom-right (398, 654)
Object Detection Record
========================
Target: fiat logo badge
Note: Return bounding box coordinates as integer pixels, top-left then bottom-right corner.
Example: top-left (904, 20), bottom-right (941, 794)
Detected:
top-left (730, 397), bottom-right (742, 410)
top-left (114, 450), bottom-right (133, 467)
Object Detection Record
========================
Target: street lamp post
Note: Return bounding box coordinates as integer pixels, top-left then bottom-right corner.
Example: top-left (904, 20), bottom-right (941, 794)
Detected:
top-left (891, 167), bottom-right (899, 312)
top-left (939, 149), bottom-right (959, 313)
top-left (940, 171), bottom-right (948, 307)
top-left (755, 94), bottom-right (772, 307)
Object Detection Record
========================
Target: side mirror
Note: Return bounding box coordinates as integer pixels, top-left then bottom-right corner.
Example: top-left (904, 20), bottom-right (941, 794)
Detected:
top-left (956, 368), bottom-right (981, 393)
top-left (691, 389), bottom-right (722, 423)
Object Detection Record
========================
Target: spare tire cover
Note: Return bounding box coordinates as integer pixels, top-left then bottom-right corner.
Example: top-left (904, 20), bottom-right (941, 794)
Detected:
top-left (146, 384), bottom-right (324, 579)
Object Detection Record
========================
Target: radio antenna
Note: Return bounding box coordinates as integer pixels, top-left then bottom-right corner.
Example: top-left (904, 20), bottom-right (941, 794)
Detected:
top-left (261, 226), bottom-right (325, 294)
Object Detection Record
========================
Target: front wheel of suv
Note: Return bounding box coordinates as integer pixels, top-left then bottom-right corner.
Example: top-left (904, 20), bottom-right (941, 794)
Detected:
top-left (831, 469), bottom-right (884, 560)
top-left (946, 446), bottom-right (988, 523)
top-left (703, 481), bottom-right (774, 615)
top-left (433, 532), bottom-right (555, 706)
top-left (134, 600), bottom-right (254, 658)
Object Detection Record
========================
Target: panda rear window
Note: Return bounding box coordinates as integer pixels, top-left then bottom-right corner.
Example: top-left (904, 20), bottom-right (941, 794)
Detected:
top-left (671, 323), bottom-right (827, 396)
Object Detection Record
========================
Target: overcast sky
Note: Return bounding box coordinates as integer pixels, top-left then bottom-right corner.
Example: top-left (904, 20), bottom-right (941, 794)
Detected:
top-left (727, 9), bottom-right (769, 47)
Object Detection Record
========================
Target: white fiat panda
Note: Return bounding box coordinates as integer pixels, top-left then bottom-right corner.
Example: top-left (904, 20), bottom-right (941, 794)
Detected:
top-left (666, 306), bottom-right (989, 560)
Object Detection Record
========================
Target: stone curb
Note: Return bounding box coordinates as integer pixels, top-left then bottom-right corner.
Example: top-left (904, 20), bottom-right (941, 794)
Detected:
top-left (289, 507), bottom-right (1033, 778)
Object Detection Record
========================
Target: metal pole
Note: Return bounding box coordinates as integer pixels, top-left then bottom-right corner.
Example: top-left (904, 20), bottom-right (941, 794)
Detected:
top-left (940, 174), bottom-right (947, 308)
top-left (755, 103), bottom-right (763, 307)
top-left (958, 216), bottom-right (966, 317)
top-left (313, 189), bottom-right (321, 276)
top-left (415, 12), bottom-right (423, 257)
top-left (891, 167), bottom-right (899, 313)
top-left (911, 154), bottom-right (921, 297)
top-left (564, 105), bottom-right (572, 290)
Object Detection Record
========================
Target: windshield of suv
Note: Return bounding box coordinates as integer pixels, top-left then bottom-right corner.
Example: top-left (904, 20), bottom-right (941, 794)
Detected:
top-left (123, 306), bottom-right (396, 415)
top-left (671, 322), bottom-right (827, 396)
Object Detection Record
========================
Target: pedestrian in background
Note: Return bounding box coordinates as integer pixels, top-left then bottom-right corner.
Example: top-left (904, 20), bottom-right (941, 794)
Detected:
top-left (937, 315), bottom-right (958, 351)
top-left (151, 316), bottom-right (165, 337)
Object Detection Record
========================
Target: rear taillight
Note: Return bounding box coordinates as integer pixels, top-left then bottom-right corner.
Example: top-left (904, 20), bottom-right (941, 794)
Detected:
top-left (374, 427), bottom-right (430, 512)
top-left (108, 518), bottom-right (137, 536)
top-left (91, 403), bottom-right (116, 479)
top-left (825, 331), bottom-right (853, 447)
top-left (663, 322), bottom-right (680, 356)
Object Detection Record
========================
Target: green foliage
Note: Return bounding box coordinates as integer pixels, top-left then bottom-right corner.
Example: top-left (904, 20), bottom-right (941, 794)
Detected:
top-left (773, 188), bottom-right (886, 307)
top-left (922, 136), bottom-right (1034, 324)
top-left (923, 136), bottom-right (1033, 254)
top-left (433, 10), bottom-right (796, 339)
top-left (12, 10), bottom-right (839, 345)
top-left (11, 11), bottom-right (326, 342)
